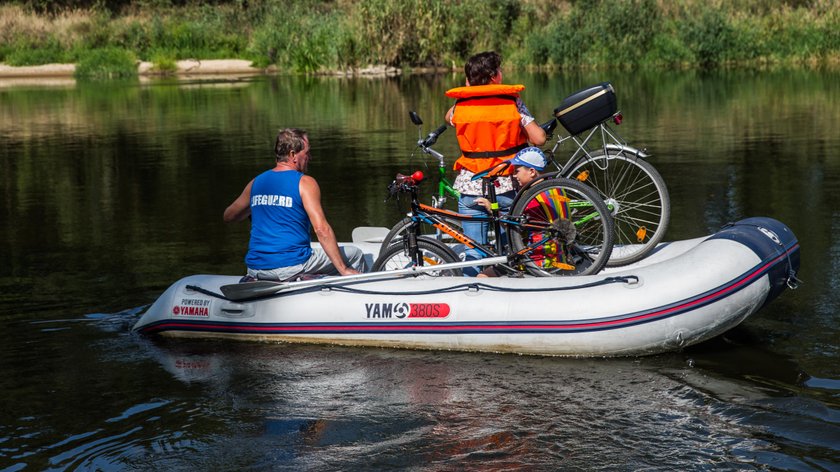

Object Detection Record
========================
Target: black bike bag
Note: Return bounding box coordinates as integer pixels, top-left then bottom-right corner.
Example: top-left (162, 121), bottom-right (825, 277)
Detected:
top-left (554, 82), bottom-right (617, 135)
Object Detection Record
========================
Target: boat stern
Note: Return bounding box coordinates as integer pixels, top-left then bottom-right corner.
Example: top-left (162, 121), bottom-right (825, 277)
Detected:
top-left (133, 274), bottom-right (240, 334)
top-left (709, 217), bottom-right (801, 308)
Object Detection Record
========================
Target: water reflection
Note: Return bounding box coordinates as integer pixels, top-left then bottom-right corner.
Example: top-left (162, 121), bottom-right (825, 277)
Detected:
top-left (132, 335), bottom-right (840, 470)
top-left (1, 306), bottom-right (837, 469)
top-left (1, 69), bottom-right (839, 469)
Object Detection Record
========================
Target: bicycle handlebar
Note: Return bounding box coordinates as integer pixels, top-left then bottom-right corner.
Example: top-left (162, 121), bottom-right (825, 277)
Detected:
top-left (396, 171), bottom-right (424, 185)
top-left (540, 118), bottom-right (558, 135)
top-left (420, 124), bottom-right (448, 148)
top-left (387, 171), bottom-right (424, 200)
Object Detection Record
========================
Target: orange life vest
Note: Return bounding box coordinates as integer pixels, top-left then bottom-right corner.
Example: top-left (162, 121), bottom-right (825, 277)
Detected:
top-left (445, 83), bottom-right (528, 175)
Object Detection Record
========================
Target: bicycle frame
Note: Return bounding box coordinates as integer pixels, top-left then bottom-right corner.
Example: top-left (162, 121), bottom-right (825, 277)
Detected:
top-left (504, 118), bottom-right (645, 206)
top-left (401, 180), bottom-right (593, 265)
top-left (411, 202), bottom-right (562, 263)
top-left (549, 119), bottom-right (648, 176)
top-left (426, 148), bottom-right (460, 209)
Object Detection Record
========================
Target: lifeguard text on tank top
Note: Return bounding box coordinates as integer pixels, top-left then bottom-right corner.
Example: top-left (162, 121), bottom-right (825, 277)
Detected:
top-left (251, 194), bottom-right (294, 207)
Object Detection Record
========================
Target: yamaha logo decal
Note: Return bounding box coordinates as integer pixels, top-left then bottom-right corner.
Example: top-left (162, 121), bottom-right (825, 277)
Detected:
top-left (365, 302), bottom-right (451, 319)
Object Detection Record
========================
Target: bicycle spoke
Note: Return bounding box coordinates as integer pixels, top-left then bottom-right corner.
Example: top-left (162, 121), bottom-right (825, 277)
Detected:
top-left (511, 179), bottom-right (613, 276)
top-left (372, 237), bottom-right (462, 276)
top-left (568, 152), bottom-right (670, 266)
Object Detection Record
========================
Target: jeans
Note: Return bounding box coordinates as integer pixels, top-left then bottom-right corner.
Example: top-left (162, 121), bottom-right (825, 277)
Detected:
top-left (458, 190), bottom-right (514, 276)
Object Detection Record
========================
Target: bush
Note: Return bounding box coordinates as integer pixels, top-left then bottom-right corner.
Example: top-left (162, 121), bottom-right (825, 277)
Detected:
top-left (248, 2), bottom-right (355, 72)
top-left (351, 0), bottom-right (520, 67)
top-left (150, 52), bottom-right (177, 74)
top-left (74, 47), bottom-right (137, 79)
top-left (4, 39), bottom-right (70, 65)
top-left (645, 31), bottom-right (695, 68)
top-left (680, 7), bottom-right (737, 66)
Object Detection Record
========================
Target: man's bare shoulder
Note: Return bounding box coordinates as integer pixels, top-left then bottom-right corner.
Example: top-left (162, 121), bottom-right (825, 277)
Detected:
top-left (298, 174), bottom-right (322, 202)
top-left (299, 174), bottom-right (319, 189)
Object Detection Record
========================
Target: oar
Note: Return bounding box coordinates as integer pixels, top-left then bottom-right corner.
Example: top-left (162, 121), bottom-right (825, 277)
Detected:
top-left (219, 255), bottom-right (509, 301)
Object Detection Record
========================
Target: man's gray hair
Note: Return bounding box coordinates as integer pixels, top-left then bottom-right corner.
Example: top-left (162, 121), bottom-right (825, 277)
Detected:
top-left (274, 128), bottom-right (308, 162)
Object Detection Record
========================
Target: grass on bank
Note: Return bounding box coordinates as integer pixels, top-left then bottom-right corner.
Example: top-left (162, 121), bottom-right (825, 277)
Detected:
top-left (1, 0), bottom-right (839, 76)
top-left (75, 47), bottom-right (137, 79)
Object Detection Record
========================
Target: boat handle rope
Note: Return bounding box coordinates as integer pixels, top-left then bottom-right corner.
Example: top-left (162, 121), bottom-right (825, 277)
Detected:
top-left (324, 275), bottom-right (639, 296)
top-left (186, 275), bottom-right (640, 301)
top-left (785, 260), bottom-right (802, 290)
top-left (186, 284), bottom-right (231, 300)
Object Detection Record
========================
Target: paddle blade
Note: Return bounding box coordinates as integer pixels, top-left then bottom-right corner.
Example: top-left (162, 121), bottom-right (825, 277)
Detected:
top-left (220, 280), bottom-right (284, 301)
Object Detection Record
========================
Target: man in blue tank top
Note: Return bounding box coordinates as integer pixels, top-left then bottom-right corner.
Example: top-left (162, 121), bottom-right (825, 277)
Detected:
top-left (224, 128), bottom-right (365, 280)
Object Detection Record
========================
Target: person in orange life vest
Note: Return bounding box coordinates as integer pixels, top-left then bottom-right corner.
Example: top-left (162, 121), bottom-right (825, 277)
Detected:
top-left (444, 51), bottom-right (546, 276)
top-left (224, 128), bottom-right (365, 281)
top-left (475, 147), bottom-right (547, 278)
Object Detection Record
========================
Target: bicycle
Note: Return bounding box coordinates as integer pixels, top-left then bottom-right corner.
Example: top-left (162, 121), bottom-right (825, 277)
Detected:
top-left (543, 82), bottom-right (670, 266)
top-left (373, 165), bottom-right (615, 277)
top-left (381, 82), bottom-right (670, 267)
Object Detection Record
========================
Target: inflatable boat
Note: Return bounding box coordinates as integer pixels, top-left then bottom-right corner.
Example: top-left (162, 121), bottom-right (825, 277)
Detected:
top-left (133, 217), bottom-right (800, 357)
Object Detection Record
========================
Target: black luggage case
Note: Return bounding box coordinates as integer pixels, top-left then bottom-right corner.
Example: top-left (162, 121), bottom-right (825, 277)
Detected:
top-left (554, 82), bottom-right (617, 135)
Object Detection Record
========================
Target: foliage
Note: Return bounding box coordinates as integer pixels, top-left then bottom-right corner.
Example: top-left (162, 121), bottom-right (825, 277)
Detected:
top-left (74, 47), bottom-right (138, 79)
top-left (3, 38), bottom-right (71, 65)
top-left (150, 52), bottom-right (177, 73)
top-left (247, 2), bottom-right (354, 71)
top-left (352, 0), bottom-right (519, 67)
top-left (1, 0), bottom-right (839, 73)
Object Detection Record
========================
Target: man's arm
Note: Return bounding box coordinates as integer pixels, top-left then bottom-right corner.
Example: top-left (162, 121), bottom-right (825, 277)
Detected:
top-left (223, 179), bottom-right (254, 222)
top-left (299, 175), bottom-right (359, 276)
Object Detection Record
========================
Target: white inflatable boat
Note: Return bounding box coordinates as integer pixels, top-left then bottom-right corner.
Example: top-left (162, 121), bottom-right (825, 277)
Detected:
top-left (133, 217), bottom-right (800, 357)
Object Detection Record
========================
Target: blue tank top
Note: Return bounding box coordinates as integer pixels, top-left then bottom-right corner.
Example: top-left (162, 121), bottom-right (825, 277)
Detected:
top-left (246, 169), bottom-right (312, 269)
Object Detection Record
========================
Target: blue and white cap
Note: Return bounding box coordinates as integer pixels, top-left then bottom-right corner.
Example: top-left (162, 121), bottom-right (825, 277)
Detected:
top-left (509, 146), bottom-right (547, 171)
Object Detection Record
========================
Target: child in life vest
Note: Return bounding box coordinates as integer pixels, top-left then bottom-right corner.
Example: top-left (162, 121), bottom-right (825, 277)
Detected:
top-left (475, 147), bottom-right (547, 278)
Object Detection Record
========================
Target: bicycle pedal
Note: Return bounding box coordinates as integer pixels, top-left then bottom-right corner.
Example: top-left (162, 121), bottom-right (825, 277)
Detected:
top-left (550, 262), bottom-right (576, 271)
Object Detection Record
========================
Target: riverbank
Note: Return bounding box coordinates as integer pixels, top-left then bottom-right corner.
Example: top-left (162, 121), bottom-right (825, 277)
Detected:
top-left (0, 60), bottom-right (415, 80)
top-left (0, 59), bottom-right (261, 78)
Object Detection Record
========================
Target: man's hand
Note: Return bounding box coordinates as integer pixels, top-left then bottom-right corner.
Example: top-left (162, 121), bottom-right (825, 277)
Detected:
top-left (339, 267), bottom-right (360, 276)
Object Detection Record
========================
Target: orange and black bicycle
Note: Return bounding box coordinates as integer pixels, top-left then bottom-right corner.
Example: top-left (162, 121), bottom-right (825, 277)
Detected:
top-left (372, 164), bottom-right (614, 277)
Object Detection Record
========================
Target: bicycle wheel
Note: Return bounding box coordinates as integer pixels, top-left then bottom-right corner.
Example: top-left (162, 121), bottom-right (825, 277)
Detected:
top-left (566, 150), bottom-right (670, 266)
top-left (372, 236), bottom-right (462, 276)
top-left (510, 178), bottom-right (613, 276)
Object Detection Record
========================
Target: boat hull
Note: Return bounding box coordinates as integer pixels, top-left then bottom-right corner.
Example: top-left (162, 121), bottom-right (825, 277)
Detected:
top-left (134, 217), bottom-right (800, 357)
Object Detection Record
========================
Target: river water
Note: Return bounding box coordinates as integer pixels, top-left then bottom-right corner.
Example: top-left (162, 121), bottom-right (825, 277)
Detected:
top-left (1, 70), bottom-right (838, 470)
